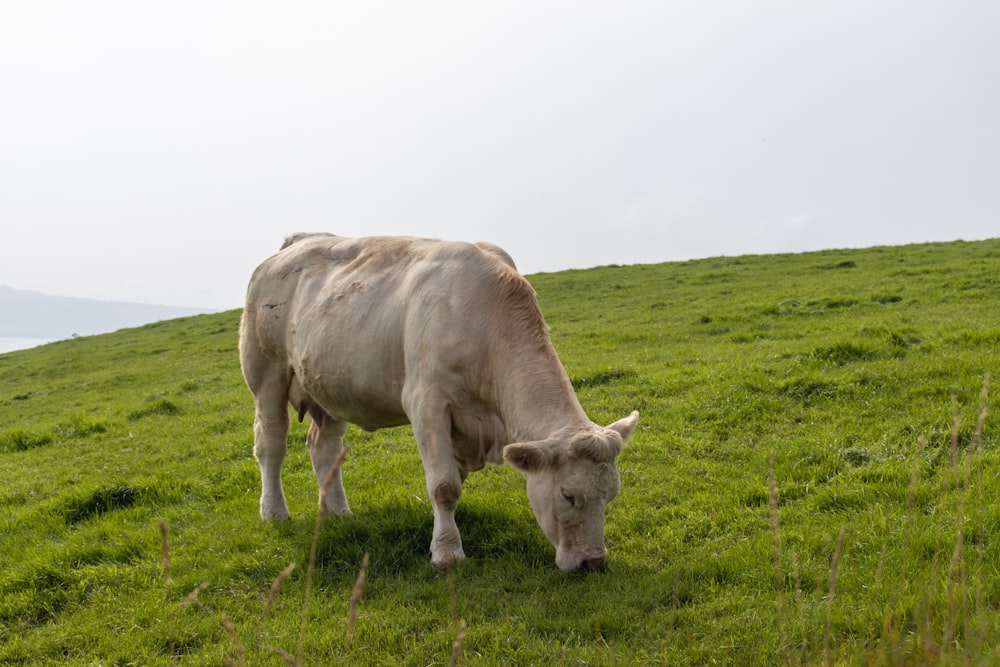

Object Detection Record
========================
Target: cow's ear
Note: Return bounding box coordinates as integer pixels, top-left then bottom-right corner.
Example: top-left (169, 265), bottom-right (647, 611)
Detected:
top-left (503, 441), bottom-right (552, 473)
top-left (606, 410), bottom-right (639, 443)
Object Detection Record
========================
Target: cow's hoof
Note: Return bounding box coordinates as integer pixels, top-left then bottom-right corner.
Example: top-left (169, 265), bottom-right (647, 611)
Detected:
top-left (260, 505), bottom-right (291, 521)
top-left (319, 506), bottom-right (353, 517)
top-left (430, 550), bottom-right (466, 571)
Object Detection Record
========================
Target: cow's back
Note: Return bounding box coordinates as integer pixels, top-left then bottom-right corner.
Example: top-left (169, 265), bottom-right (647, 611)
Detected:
top-left (240, 234), bottom-right (522, 429)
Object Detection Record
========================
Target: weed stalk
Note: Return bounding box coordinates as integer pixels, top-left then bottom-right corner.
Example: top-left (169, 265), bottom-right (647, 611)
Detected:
top-left (159, 519), bottom-right (171, 586)
top-left (968, 374), bottom-right (991, 656)
top-left (450, 619), bottom-right (467, 667)
top-left (160, 519), bottom-right (175, 657)
top-left (260, 562), bottom-right (295, 645)
top-left (973, 373), bottom-right (990, 451)
top-left (271, 648), bottom-right (299, 666)
top-left (767, 451), bottom-right (787, 658)
top-left (182, 582), bottom-right (210, 609)
top-left (823, 527), bottom-right (846, 667)
top-left (222, 612), bottom-right (245, 667)
top-left (345, 552), bottom-right (370, 657)
top-left (297, 445), bottom-right (350, 663)
top-left (447, 562), bottom-right (466, 666)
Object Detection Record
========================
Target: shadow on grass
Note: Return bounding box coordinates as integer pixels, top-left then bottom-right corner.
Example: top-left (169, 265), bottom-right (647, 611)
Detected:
top-left (274, 501), bottom-right (554, 580)
top-left (62, 483), bottom-right (151, 525)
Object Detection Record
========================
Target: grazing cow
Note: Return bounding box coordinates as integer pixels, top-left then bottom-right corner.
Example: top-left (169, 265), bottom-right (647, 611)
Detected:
top-left (238, 233), bottom-right (639, 572)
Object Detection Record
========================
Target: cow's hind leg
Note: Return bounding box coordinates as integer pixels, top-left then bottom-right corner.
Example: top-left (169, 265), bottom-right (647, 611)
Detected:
top-left (306, 410), bottom-right (352, 516)
top-left (252, 381), bottom-right (292, 520)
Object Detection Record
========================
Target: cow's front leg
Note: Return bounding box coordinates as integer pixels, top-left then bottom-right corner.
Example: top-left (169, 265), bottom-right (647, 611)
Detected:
top-left (426, 464), bottom-right (465, 569)
top-left (306, 411), bottom-right (351, 516)
top-left (407, 395), bottom-right (465, 569)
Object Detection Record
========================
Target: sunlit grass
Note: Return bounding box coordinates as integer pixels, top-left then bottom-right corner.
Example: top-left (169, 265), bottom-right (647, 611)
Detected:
top-left (1, 238), bottom-right (999, 664)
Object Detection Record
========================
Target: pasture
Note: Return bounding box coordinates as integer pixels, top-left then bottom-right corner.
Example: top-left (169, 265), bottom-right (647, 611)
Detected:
top-left (1, 238), bottom-right (998, 664)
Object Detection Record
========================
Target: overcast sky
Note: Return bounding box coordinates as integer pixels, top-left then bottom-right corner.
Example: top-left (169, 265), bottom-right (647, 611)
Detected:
top-left (1, 1), bottom-right (997, 310)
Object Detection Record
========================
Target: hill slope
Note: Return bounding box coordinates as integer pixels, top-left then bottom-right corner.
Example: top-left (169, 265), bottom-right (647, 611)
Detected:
top-left (1, 239), bottom-right (998, 665)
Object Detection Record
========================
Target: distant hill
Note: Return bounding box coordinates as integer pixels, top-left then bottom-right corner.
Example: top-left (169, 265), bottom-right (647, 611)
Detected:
top-left (0, 285), bottom-right (213, 339)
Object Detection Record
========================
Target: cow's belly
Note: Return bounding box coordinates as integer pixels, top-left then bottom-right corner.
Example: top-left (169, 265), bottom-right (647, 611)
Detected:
top-left (321, 384), bottom-right (409, 430)
top-left (295, 362), bottom-right (409, 429)
top-left (288, 297), bottom-right (412, 429)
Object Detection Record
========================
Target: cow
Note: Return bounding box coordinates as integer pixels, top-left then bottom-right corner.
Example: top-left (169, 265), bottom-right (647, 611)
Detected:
top-left (238, 233), bottom-right (639, 572)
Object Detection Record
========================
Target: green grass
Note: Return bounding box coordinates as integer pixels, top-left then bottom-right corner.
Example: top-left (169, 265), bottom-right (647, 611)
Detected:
top-left (1, 238), bottom-right (999, 664)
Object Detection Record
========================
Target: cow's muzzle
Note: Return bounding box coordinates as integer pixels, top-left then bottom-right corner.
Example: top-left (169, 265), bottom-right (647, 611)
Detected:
top-left (580, 556), bottom-right (607, 573)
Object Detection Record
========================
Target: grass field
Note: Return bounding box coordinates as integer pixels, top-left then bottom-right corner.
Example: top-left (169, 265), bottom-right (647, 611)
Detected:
top-left (1, 238), bottom-right (999, 665)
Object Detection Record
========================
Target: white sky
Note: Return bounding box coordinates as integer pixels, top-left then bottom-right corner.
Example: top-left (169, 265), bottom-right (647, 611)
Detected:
top-left (1, 1), bottom-right (997, 310)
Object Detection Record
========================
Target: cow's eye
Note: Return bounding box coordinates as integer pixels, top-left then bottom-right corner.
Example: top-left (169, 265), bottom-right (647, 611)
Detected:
top-left (561, 489), bottom-right (576, 507)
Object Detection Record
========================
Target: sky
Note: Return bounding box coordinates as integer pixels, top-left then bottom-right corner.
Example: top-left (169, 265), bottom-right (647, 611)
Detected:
top-left (1, 1), bottom-right (998, 311)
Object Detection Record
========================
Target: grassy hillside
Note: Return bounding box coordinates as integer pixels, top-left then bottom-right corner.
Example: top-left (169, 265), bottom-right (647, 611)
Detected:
top-left (1, 238), bottom-right (998, 665)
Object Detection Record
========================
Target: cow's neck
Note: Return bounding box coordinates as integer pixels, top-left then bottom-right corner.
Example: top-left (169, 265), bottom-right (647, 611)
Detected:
top-left (492, 338), bottom-right (591, 443)
top-left (482, 270), bottom-right (593, 443)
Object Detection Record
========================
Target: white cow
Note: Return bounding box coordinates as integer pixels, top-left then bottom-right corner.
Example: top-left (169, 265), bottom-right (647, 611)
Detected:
top-left (238, 233), bottom-right (638, 572)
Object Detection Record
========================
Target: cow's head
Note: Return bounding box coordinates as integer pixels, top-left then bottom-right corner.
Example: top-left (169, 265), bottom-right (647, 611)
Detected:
top-left (503, 411), bottom-right (639, 572)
